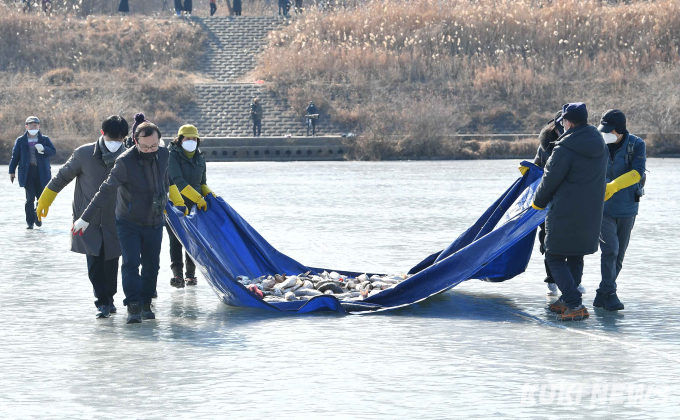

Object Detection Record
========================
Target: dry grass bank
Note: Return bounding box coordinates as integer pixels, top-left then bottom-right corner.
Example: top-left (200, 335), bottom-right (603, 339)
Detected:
top-left (257, 0), bottom-right (680, 159)
top-left (0, 6), bottom-right (206, 162)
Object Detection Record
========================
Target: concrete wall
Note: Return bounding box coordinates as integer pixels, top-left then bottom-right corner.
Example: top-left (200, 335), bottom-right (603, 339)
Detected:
top-left (200, 136), bottom-right (348, 161)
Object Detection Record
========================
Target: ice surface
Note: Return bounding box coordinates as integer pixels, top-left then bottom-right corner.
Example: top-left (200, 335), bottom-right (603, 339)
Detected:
top-left (1, 160), bottom-right (678, 419)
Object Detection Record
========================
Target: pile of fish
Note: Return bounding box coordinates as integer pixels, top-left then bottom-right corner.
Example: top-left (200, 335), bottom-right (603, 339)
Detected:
top-left (237, 271), bottom-right (411, 303)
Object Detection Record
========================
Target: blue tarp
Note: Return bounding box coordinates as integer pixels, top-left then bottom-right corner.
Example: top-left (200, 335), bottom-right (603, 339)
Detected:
top-left (165, 162), bottom-right (548, 314)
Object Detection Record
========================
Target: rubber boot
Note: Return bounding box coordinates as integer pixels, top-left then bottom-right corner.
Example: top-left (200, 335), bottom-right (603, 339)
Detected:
top-left (127, 302), bottom-right (142, 324)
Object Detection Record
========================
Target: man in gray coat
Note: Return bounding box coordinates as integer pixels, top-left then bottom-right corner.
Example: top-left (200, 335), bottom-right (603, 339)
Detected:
top-left (532, 103), bottom-right (608, 321)
top-left (36, 116), bottom-right (128, 318)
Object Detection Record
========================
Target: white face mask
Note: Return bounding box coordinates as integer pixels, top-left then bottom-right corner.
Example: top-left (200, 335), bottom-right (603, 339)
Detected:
top-left (182, 140), bottom-right (197, 152)
top-left (27, 129), bottom-right (39, 136)
top-left (601, 132), bottom-right (618, 144)
top-left (104, 141), bottom-right (123, 153)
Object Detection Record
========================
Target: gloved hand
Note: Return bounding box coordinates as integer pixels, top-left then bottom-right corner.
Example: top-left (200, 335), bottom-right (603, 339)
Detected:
top-left (72, 218), bottom-right (89, 236)
top-left (201, 184), bottom-right (217, 198)
top-left (518, 164), bottom-right (529, 176)
top-left (181, 185), bottom-right (208, 212)
top-left (36, 187), bottom-right (58, 221)
top-left (605, 170), bottom-right (641, 201)
top-left (168, 185), bottom-right (189, 216)
top-left (531, 202), bottom-right (545, 210)
top-left (35, 143), bottom-right (45, 154)
top-left (175, 205), bottom-right (189, 216)
top-left (10, 174), bottom-right (15, 183)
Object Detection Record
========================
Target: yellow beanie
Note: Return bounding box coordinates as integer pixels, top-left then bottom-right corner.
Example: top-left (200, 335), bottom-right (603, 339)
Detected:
top-left (178, 124), bottom-right (199, 139)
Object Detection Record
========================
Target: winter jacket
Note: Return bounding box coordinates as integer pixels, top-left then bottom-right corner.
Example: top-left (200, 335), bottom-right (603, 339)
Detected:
top-left (534, 124), bottom-right (608, 256)
top-left (168, 142), bottom-right (207, 205)
top-left (306, 104), bottom-right (319, 116)
top-left (534, 121), bottom-right (561, 168)
top-left (82, 146), bottom-right (171, 227)
top-left (47, 138), bottom-right (124, 260)
top-left (251, 103), bottom-right (263, 121)
top-left (603, 133), bottom-right (646, 218)
top-left (8, 132), bottom-right (56, 190)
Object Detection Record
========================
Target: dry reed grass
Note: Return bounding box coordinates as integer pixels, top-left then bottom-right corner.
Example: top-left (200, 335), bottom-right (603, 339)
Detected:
top-left (258, 0), bottom-right (680, 158)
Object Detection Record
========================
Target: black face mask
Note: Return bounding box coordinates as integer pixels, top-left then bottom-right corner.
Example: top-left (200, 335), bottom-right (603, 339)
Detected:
top-left (138, 147), bottom-right (157, 162)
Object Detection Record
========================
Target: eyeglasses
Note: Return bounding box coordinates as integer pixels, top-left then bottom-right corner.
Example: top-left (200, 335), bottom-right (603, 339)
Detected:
top-left (138, 143), bottom-right (159, 152)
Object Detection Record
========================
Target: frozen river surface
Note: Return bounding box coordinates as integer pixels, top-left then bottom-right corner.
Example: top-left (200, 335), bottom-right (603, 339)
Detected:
top-left (1, 159), bottom-right (679, 419)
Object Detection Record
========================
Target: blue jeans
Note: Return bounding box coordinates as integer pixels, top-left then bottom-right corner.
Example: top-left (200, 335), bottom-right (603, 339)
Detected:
top-left (546, 253), bottom-right (584, 308)
top-left (599, 215), bottom-right (635, 295)
top-left (116, 218), bottom-right (163, 306)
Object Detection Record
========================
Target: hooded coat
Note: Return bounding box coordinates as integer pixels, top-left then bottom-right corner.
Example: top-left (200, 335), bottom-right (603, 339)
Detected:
top-left (533, 124), bottom-right (608, 256)
top-left (534, 121), bottom-right (561, 168)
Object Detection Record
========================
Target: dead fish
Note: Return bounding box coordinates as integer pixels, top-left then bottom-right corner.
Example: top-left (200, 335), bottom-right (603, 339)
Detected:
top-left (294, 289), bottom-right (323, 297)
top-left (273, 288), bottom-right (283, 297)
top-left (324, 290), bottom-right (334, 295)
top-left (284, 292), bottom-right (296, 301)
top-left (274, 274), bottom-right (285, 283)
top-left (262, 278), bottom-right (276, 289)
top-left (299, 280), bottom-right (314, 290)
top-left (329, 271), bottom-right (341, 280)
top-left (347, 280), bottom-right (356, 290)
top-left (275, 276), bottom-right (297, 290)
top-left (358, 273), bottom-right (369, 282)
top-left (247, 284), bottom-right (263, 299)
top-left (316, 281), bottom-right (345, 294)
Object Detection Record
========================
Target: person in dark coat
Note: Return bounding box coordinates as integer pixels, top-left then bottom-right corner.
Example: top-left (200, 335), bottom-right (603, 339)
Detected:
top-left (118, 0), bottom-right (129, 14)
top-left (521, 110), bottom-right (585, 297)
top-left (183, 0), bottom-right (193, 16)
top-left (174, 0), bottom-right (183, 16)
top-left (295, 0), bottom-right (303, 14)
top-left (36, 116), bottom-right (128, 319)
top-left (233, 0), bottom-right (242, 15)
top-left (306, 101), bottom-right (319, 136)
top-left (74, 121), bottom-right (188, 324)
top-left (210, 0), bottom-right (217, 16)
top-left (166, 124), bottom-right (217, 288)
top-left (531, 102), bottom-right (608, 321)
top-left (595, 109), bottom-right (646, 311)
top-left (8, 116), bottom-right (56, 229)
top-left (251, 98), bottom-right (263, 137)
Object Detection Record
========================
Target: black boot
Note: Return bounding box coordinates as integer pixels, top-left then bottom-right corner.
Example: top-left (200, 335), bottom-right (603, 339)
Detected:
top-left (96, 305), bottom-right (110, 319)
top-left (127, 302), bottom-right (142, 324)
top-left (593, 292), bottom-right (606, 308)
top-left (141, 303), bottom-right (155, 320)
top-left (603, 292), bottom-right (624, 311)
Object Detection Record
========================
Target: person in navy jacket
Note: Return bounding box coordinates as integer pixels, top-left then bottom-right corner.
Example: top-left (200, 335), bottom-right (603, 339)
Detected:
top-left (8, 116), bottom-right (56, 229)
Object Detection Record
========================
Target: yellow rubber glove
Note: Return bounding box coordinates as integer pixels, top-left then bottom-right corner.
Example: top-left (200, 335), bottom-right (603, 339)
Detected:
top-left (201, 184), bottom-right (217, 198)
top-left (168, 185), bottom-right (189, 216)
top-left (519, 165), bottom-right (529, 176)
top-left (531, 202), bottom-right (545, 210)
top-left (180, 185), bottom-right (208, 211)
top-left (36, 187), bottom-right (58, 221)
top-left (605, 170), bottom-right (641, 201)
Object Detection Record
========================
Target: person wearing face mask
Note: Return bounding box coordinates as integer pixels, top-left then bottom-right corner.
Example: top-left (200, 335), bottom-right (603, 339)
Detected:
top-left (73, 121), bottom-right (188, 324)
top-left (595, 109), bottom-right (646, 311)
top-left (9, 116), bottom-right (56, 230)
top-left (531, 102), bottom-right (608, 321)
top-left (166, 125), bottom-right (218, 288)
top-left (35, 116), bottom-right (128, 318)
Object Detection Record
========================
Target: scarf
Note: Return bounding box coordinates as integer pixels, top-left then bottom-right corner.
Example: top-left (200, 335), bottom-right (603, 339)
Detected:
top-left (98, 136), bottom-right (123, 168)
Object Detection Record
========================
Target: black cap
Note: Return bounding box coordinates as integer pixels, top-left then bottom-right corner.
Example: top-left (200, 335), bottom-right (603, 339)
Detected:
top-left (598, 109), bottom-right (626, 134)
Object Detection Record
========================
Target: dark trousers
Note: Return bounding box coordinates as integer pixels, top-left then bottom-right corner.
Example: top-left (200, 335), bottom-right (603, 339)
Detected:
top-left (295, 0), bottom-right (302, 13)
top-left (24, 165), bottom-right (43, 227)
top-left (307, 119), bottom-right (316, 136)
top-left (86, 244), bottom-right (119, 308)
top-left (210, 2), bottom-right (216, 15)
top-left (599, 215), bottom-right (635, 295)
top-left (116, 218), bottom-right (163, 306)
top-left (166, 224), bottom-right (196, 277)
top-left (538, 222), bottom-right (554, 283)
top-left (253, 119), bottom-right (262, 137)
top-left (546, 253), bottom-right (584, 308)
